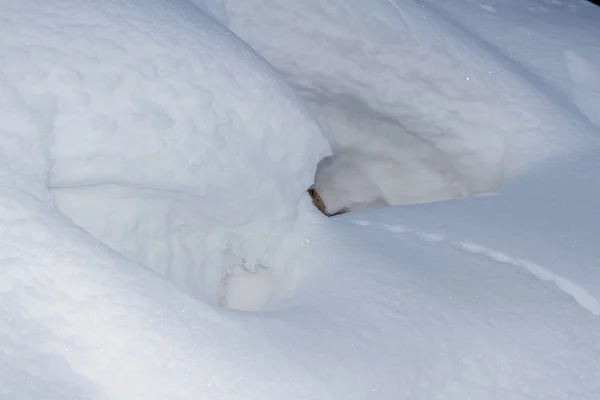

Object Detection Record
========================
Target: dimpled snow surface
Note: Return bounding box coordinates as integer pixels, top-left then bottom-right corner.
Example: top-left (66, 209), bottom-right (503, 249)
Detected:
top-left (1, 0), bottom-right (330, 305)
top-left (1, 0), bottom-right (600, 399)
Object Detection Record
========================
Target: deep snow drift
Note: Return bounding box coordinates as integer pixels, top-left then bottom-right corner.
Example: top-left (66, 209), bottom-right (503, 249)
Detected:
top-left (2, 0), bottom-right (600, 399)
top-left (1, 0), bottom-right (329, 305)
top-left (225, 0), bottom-right (597, 214)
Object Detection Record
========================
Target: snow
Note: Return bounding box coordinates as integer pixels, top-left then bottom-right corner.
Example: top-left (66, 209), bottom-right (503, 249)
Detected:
top-left (225, 0), bottom-right (599, 214)
top-left (426, 0), bottom-right (600, 128)
top-left (2, 0), bottom-right (600, 399)
top-left (1, 0), bottom-right (329, 304)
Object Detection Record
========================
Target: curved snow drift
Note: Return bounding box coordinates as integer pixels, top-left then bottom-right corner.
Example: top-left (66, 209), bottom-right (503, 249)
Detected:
top-left (3, 0), bottom-right (600, 399)
top-left (1, 0), bottom-right (329, 307)
top-left (224, 0), bottom-right (594, 214)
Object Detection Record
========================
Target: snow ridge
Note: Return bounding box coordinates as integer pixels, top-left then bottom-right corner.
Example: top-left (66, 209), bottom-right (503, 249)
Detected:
top-left (351, 219), bottom-right (600, 316)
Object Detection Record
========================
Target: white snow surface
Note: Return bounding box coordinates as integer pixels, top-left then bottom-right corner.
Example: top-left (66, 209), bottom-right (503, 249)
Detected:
top-left (225, 0), bottom-right (599, 214)
top-left (2, 0), bottom-right (600, 399)
top-left (1, 0), bottom-right (329, 303)
top-left (425, 0), bottom-right (600, 129)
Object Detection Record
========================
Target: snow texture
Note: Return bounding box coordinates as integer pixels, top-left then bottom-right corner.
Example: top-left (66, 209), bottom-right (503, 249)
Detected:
top-left (426, 0), bottom-right (600, 129)
top-left (1, 0), bottom-right (329, 304)
top-left (225, 0), bottom-right (599, 214)
top-left (1, 0), bottom-right (600, 399)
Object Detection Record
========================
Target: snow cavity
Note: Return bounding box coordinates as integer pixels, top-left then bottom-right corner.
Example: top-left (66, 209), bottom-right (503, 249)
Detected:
top-left (307, 100), bottom-right (478, 214)
top-left (2, 0), bottom-right (329, 309)
top-left (224, 0), bottom-right (593, 215)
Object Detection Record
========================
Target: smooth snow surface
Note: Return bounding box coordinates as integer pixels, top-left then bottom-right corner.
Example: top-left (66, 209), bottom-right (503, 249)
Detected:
top-left (426, 0), bottom-right (600, 129)
top-left (225, 0), bottom-right (599, 214)
top-left (2, 0), bottom-right (600, 399)
top-left (1, 0), bottom-right (329, 304)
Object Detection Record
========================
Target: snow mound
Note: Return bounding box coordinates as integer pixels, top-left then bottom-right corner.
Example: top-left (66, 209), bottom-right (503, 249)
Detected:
top-left (1, 0), bottom-right (329, 305)
top-left (224, 0), bottom-right (597, 214)
top-left (2, 0), bottom-right (600, 398)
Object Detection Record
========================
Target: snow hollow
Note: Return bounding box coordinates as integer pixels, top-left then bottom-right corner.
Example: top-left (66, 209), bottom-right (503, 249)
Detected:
top-left (225, 0), bottom-right (595, 215)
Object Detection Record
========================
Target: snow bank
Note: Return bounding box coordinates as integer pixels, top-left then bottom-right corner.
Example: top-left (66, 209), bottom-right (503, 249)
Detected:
top-left (224, 0), bottom-right (598, 214)
top-left (2, 0), bottom-right (600, 399)
top-left (0, 191), bottom-right (335, 399)
top-left (1, 0), bottom-right (329, 304)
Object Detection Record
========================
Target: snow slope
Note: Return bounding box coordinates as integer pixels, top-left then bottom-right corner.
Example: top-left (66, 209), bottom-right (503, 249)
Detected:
top-left (1, 0), bottom-right (329, 304)
top-left (424, 0), bottom-right (600, 128)
top-left (1, 0), bottom-right (600, 399)
top-left (224, 0), bottom-right (599, 213)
